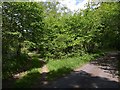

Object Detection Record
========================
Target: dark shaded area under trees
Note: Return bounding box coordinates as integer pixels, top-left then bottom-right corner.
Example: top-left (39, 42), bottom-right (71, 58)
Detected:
top-left (2, 1), bottom-right (120, 84)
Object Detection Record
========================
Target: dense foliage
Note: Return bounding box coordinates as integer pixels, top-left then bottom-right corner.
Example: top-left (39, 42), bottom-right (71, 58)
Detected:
top-left (2, 2), bottom-right (120, 78)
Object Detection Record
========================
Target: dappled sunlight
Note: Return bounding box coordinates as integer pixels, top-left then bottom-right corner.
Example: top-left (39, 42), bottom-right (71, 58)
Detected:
top-left (3, 52), bottom-right (46, 78)
top-left (46, 67), bottom-right (73, 80)
top-left (73, 85), bottom-right (80, 88)
top-left (2, 2), bottom-right (120, 88)
top-left (13, 68), bottom-right (41, 79)
top-left (43, 81), bottom-right (48, 85)
top-left (43, 70), bottom-right (119, 88)
top-left (2, 53), bottom-right (47, 88)
top-left (90, 52), bottom-right (119, 78)
top-left (15, 70), bottom-right (41, 88)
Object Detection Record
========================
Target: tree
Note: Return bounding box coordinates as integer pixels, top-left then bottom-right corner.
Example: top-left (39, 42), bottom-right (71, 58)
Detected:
top-left (2, 2), bottom-right (44, 58)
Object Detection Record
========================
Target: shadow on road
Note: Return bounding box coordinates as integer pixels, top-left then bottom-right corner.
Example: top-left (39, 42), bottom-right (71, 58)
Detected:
top-left (90, 52), bottom-right (120, 77)
top-left (2, 52), bottom-right (120, 88)
top-left (42, 70), bottom-right (120, 88)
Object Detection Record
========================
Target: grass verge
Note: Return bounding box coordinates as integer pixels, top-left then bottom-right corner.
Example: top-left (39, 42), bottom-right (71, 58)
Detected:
top-left (4, 52), bottom-right (103, 88)
top-left (46, 53), bottom-right (102, 80)
top-left (14, 68), bottom-right (41, 88)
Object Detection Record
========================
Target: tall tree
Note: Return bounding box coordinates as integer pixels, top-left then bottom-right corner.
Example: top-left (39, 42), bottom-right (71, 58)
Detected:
top-left (2, 2), bottom-right (44, 58)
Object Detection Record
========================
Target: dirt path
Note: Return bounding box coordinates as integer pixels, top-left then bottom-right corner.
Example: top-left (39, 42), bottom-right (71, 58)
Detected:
top-left (38, 51), bottom-right (120, 88)
top-left (3, 51), bottom-right (120, 88)
top-left (30, 65), bottom-right (49, 88)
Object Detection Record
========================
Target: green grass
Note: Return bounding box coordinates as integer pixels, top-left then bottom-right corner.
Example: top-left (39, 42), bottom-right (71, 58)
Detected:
top-left (14, 68), bottom-right (41, 88)
top-left (46, 53), bottom-right (101, 80)
top-left (3, 52), bottom-right (43, 88)
top-left (3, 52), bottom-right (103, 88)
top-left (15, 53), bottom-right (100, 87)
top-left (3, 52), bottom-right (44, 79)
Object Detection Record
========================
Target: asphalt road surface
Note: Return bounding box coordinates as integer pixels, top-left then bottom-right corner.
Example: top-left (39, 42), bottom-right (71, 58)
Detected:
top-left (40, 52), bottom-right (120, 88)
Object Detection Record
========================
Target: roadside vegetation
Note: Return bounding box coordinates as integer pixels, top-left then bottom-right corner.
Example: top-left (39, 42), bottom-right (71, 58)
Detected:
top-left (2, 1), bottom-right (120, 88)
top-left (46, 53), bottom-right (103, 80)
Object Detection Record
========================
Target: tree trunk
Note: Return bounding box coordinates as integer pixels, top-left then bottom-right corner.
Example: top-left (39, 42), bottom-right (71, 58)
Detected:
top-left (17, 43), bottom-right (21, 57)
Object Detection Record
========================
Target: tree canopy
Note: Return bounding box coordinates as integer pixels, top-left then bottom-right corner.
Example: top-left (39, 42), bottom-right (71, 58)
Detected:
top-left (2, 2), bottom-right (120, 78)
